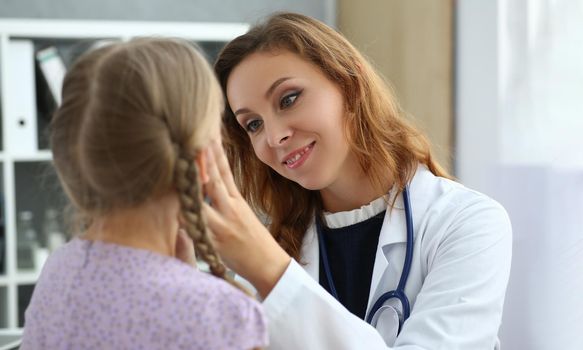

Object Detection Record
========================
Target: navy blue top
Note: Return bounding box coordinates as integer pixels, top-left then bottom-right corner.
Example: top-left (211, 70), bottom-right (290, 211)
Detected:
top-left (319, 210), bottom-right (385, 319)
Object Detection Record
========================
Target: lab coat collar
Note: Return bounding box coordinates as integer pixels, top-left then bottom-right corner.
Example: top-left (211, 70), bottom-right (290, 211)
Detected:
top-left (376, 165), bottom-right (435, 247)
top-left (365, 193), bottom-right (406, 315)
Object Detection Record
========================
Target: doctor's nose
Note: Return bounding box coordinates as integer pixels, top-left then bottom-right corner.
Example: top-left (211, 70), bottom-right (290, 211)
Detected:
top-left (265, 123), bottom-right (293, 147)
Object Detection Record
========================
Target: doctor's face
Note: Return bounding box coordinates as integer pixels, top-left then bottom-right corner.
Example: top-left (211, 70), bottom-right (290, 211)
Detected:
top-left (226, 50), bottom-right (356, 191)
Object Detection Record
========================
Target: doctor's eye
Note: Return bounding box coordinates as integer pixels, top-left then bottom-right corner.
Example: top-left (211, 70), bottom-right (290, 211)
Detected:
top-left (280, 91), bottom-right (301, 109)
top-left (245, 119), bottom-right (263, 133)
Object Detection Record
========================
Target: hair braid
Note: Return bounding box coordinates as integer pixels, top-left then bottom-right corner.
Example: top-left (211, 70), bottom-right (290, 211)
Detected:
top-left (174, 152), bottom-right (250, 295)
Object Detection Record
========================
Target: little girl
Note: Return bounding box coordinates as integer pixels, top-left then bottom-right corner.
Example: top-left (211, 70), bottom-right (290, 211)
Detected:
top-left (20, 38), bottom-right (268, 350)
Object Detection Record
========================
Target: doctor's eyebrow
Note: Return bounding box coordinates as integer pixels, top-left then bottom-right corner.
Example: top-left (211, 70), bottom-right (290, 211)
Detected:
top-left (234, 107), bottom-right (251, 116)
top-left (233, 76), bottom-right (293, 117)
top-left (265, 77), bottom-right (292, 99)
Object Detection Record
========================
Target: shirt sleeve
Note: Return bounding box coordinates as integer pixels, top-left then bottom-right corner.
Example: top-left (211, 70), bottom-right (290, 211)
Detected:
top-left (234, 298), bottom-right (270, 350)
top-left (212, 287), bottom-right (269, 350)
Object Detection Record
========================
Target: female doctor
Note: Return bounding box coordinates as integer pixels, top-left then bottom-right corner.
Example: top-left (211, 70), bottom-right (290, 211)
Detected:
top-left (204, 12), bottom-right (512, 349)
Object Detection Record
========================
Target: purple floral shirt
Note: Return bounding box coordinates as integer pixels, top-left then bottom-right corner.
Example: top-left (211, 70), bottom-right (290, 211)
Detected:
top-left (21, 238), bottom-right (268, 349)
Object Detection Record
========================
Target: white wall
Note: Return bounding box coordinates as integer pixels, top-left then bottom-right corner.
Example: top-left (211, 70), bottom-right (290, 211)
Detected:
top-left (456, 1), bottom-right (583, 349)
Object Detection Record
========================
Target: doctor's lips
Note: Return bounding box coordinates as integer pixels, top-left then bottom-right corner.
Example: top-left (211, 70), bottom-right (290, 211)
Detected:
top-left (282, 141), bottom-right (316, 169)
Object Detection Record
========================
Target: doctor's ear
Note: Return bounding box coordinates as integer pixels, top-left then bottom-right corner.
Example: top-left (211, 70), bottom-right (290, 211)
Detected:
top-left (195, 148), bottom-right (210, 184)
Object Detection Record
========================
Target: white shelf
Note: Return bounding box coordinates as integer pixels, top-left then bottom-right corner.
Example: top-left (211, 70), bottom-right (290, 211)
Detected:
top-left (0, 277), bottom-right (9, 287)
top-left (0, 18), bottom-right (248, 41)
top-left (0, 271), bottom-right (40, 287)
top-left (0, 151), bottom-right (53, 163)
top-left (12, 271), bottom-right (40, 285)
top-left (0, 328), bottom-right (23, 349)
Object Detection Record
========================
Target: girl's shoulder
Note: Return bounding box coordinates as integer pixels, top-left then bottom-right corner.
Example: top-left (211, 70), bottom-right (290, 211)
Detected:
top-left (153, 266), bottom-right (269, 348)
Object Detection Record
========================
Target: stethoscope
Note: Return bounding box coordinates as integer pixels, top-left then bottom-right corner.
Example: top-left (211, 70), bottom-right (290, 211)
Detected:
top-left (317, 186), bottom-right (413, 334)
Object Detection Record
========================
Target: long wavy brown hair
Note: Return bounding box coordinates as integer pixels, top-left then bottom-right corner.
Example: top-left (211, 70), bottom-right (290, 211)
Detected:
top-left (51, 38), bottom-right (244, 292)
top-left (215, 12), bottom-right (450, 261)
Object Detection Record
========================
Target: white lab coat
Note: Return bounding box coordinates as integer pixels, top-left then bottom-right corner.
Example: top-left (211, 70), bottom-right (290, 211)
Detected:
top-left (261, 166), bottom-right (512, 349)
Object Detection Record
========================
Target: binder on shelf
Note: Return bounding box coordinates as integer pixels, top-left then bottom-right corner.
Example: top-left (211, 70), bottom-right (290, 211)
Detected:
top-left (4, 40), bottom-right (38, 156)
top-left (35, 46), bottom-right (66, 106)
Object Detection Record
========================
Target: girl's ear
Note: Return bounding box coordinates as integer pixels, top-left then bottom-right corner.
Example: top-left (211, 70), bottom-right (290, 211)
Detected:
top-left (195, 148), bottom-right (210, 184)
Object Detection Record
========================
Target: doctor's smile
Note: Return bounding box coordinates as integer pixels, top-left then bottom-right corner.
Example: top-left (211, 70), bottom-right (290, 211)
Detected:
top-left (282, 141), bottom-right (315, 169)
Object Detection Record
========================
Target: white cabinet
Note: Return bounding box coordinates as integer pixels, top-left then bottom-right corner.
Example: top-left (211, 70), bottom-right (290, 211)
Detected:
top-left (0, 18), bottom-right (247, 330)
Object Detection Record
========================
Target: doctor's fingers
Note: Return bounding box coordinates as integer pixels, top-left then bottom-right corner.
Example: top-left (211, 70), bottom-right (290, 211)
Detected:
top-left (202, 202), bottom-right (236, 245)
top-left (210, 139), bottom-right (240, 197)
top-left (203, 203), bottom-right (258, 277)
top-left (204, 146), bottom-right (235, 211)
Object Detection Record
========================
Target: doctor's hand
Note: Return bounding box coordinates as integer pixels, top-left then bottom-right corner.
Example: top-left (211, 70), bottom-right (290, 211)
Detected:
top-left (202, 139), bottom-right (291, 299)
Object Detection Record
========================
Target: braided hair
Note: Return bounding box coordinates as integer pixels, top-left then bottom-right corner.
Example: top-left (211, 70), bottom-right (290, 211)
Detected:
top-left (174, 152), bottom-right (248, 293)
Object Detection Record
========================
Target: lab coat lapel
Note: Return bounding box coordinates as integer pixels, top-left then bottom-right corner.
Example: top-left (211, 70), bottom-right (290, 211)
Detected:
top-left (300, 220), bottom-right (319, 280)
top-left (366, 192), bottom-right (408, 316)
top-left (365, 166), bottom-right (435, 317)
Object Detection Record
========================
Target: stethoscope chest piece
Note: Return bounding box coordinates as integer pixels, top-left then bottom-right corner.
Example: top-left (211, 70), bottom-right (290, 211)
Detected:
top-left (369, 304), bottom-right (401, 345)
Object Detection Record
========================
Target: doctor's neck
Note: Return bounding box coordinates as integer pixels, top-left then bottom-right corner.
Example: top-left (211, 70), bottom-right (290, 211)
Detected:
top-left (319, 170), bottom-right (392, 213)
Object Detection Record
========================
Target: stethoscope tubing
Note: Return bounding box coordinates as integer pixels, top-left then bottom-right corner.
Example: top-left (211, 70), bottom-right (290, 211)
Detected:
top-left (317, 186), bottom-right (414, 330)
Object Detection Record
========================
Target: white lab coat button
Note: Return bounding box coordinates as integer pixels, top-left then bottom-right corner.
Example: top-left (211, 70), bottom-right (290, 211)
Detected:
top-left (369, 305), bottom-right (401, 345)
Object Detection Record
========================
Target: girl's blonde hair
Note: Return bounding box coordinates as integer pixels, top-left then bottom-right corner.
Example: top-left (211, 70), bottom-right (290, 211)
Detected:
top-left (215, 12), bottom-right (451, 261)
top-left (51, 38), bottom-right (241, 290)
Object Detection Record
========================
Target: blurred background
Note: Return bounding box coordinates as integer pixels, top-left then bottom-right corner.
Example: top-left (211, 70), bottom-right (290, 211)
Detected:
top-left (0, 0), bottom-right (581, 349)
